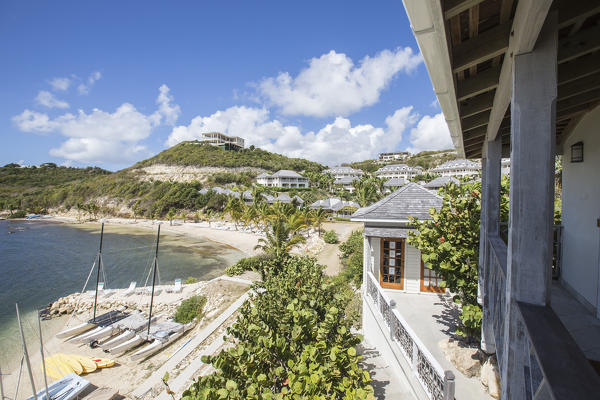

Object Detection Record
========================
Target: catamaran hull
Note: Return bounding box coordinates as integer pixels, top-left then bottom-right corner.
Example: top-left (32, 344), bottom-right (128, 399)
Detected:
top-left (130, 323), bottom-right (193, 361)
top-left (108, 334), bottom-right (144, 354)
top-left (56, 322), bottom-right (95, 339)
top-left (101, 330), bottom-right (135, 350)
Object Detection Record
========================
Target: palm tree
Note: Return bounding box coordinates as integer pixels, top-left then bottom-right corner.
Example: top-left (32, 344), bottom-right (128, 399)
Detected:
top-left (224, 196), bottom-right (243, 230)
top-left (309, 208), bottom-right (327, 236)
top-left (254, 214), bottom-right (307, 262)
top-left (204, 209), bottom-right (214, 227)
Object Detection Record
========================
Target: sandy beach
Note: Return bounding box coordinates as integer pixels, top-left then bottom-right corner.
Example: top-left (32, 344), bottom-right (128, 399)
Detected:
top-left (2, 215), bottom-right (362, 398)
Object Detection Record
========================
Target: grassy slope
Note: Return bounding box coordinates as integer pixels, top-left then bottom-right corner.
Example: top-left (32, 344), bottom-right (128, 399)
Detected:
top-left (132, 141), bottom-right (324, 173)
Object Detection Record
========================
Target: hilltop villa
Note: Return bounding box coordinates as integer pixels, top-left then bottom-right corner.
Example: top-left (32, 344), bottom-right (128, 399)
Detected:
top-left (256, 170), bottom-right (309, 188)
top-left (368, 1), bottom-right (600, 399)
top-left (429, 159), bottom-right (481, 177)
top-left (378, 151), bottom-right (410, 163)
top-left (375, 164), bottom-right (422, 180)
top-left (323, 166), bottom-right (364, 180)
top-left (199, 132), bottom-right (245, 151)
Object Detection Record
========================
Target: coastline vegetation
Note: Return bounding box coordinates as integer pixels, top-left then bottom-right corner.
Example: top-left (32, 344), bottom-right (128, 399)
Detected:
top-left (174, 295), bottom-right (208, 324)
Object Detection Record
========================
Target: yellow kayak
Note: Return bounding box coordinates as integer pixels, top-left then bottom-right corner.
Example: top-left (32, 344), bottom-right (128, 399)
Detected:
top-left (42, 354), bottom-right (82, 380)
top-left (92, 358), bottom-right (115, 368)
top-left (66, 354), bottom-right (97, 373)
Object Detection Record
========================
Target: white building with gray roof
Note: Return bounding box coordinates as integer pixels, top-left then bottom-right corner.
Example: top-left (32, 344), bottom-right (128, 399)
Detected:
top-left (429, 159), bottom-right (481, 177)
top-left (375, 164), bottom-right (422, 180)
top-left (256, 170), bottom-right (309, 188)
top-left (323, 166), bottom-right (364, 180)
top-left (423, 176), bottom-right (459, 190)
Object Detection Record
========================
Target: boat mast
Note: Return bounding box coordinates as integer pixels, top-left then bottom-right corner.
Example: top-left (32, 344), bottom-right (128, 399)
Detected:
top-left (147, 224), bottom-right (161, 335)
top-left (0, 364), bottom-right (4, 400)
top-left (16, 303), bottom-right (36, 399)
top-left (37, 310), bottom-right (50, 400)
top-left (93, 222), bottom-right (104, 323)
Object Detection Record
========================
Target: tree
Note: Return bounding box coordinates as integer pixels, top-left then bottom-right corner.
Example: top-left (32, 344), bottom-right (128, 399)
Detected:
top-left (225, 197), bottom-right (243, 230)
top-left (167, 208), bottom-right (176, 226)
top-left (204, 209), bottom-right (214, 227)
top-left (254, 213), bottom-right (307, 268)
top-left (408, 182), bottom-right (489, 339)
top-left (309, 208), bottom-right (327, 236)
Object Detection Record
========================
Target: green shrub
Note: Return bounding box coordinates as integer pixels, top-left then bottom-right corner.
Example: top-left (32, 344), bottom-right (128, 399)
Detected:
top-left (182, 256), bottom-right (374, 399)
top-left (185, 277), bottom-right (198, 284)
top-left (9, 210), bottom-right (27, 218)
top-left (322, 229), bottom-right (338, 244)
top-left (225, 255), bottom-right (271, 276)
top-left (337, 229), bottom-right (364, 287)
top-left (174, 295), bottom-right (207, 324)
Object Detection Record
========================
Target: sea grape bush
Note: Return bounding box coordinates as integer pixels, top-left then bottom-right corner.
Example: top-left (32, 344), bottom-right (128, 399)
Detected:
top-left (174, 295), bottom-right (207, 324)
top-left (182, 256), bottom-right (374, 400)
top-left (339, 229), bottom-right (364, 287)
top-left (322, 229), bottom-right (339, 244)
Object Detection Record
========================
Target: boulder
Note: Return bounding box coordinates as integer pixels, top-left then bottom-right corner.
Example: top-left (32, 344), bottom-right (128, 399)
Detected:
top-left (480, 355), bottom-right (501, 398)
top-left (439, 338), bottom-right (484, 378)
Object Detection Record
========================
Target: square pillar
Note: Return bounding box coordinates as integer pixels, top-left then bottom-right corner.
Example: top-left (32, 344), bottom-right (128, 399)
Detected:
top-left (480, 135), bottom-right (502, 354)
top-left (502, 12), bottom-right (557, 400)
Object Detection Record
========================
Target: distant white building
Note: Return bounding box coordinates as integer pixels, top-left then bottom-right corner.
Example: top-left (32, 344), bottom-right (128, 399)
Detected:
top-left (334, 176), bottom-right (359, 193)
top-left (375, 164), bottom-right (422, 180)
top-left (310, 198), bottom-right (360, 217)
top-left (429, 159), bottom-right (481, 177)
top-left (256, 170), bottom-right (309, 188)
top-left (378, 151), bottom-right (410, 163)
top-left (200, 132), bottom-right (245, 150)
top-left (323, 166), bottom-right (364, 180)
top-left (501, 158), bottom-right (510, 175)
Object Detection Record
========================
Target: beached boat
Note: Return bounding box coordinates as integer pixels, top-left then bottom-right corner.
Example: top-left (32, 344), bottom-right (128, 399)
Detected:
top-left (57, 310), bottom-right (128, 339)
top-left (130, 321), bottom-right (195, 361)
top-left (25, 373), bottom-right (89, 400)
top-left (100, 312), bottom-right (158, 351)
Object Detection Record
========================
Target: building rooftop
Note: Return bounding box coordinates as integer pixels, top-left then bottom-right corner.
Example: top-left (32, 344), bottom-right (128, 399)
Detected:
top-left (271, 170), bottom-right (304, 178)
top-left (383, 177), bottom-right (406, 187)
top-left (334, 176), bottom-right (358, 185)
top-left (351, 182), bottom-right (442, 222)
top-left (310, 198), bottom-right (359, 212)
top-left (430, 159), bottom-right (481, 171)
top-left (423, 176), bottom-right (460, 189)
top-left (323, 166), bottom-right (364, 175)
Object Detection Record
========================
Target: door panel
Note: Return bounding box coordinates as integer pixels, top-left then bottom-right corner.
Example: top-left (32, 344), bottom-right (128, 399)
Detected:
top-left (380, 238), bottom-right (405, 289)
top-left (420, 259), bottom-right (445, 293)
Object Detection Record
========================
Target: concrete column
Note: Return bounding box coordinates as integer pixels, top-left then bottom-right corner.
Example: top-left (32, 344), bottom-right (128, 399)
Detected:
top-left (502, 12), bottom-right (557, 400)
top-left (480, 135), bottom-right (502, 354)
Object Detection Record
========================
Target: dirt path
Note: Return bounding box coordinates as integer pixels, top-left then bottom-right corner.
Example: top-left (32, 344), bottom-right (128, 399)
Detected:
top-left (317, 222), bottom-right (362, 276)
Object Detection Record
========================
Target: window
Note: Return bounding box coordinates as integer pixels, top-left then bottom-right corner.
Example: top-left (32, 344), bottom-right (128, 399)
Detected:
top-left (420, 259), bottom-right (444, 293)
top-left (380, 238), bottom-right (404, 289)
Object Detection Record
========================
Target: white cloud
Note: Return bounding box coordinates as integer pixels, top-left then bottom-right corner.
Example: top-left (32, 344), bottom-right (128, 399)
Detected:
top-left (153, 84), bottom-right (181, 126)
top-left (406, 113), bottom-right (453, 153)
top-left (49, 77), bottom-right (71, 91)
top-left (13, 85), bottom-right (177, 165)
top-left (258, 48), bottom-right (422, 117)
top-left (167, 105), bottom-right (421, 166)
top-left (35, 91), bottom-right (69, 109)
top-left (78, 71), bottom-right (102, 94)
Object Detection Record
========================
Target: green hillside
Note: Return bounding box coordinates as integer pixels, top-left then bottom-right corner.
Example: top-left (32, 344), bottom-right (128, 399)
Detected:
top-left (347, 149), bottom-right (459, 173)
top-left (132, 141), bottom-right (324, 173)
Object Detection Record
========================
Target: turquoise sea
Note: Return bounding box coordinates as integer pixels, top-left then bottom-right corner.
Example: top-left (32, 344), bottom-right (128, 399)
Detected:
top-left (0, 220), bottom-right (244, 372)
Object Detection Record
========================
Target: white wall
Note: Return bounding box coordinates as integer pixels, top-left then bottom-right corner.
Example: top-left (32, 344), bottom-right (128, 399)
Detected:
top-left (405, 244), bottom-right (421, 292)
top-left (561, 105), bottom-right (600, 312)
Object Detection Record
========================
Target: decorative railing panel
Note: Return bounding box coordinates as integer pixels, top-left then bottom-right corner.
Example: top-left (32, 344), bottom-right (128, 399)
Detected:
top-left (487, 234), bottom-right (507, 370)
top-left (366, 272), bottom-right (454, 400)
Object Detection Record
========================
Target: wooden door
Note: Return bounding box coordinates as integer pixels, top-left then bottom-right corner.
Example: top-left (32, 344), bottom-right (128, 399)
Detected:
top-left (380, 238), bottom-right (405, 289)
top-left (420, 259), bottom-right (444, 293)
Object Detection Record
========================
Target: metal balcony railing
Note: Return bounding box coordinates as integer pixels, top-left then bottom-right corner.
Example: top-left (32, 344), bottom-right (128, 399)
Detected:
top-left (366, 272), bottom-right (455, 400)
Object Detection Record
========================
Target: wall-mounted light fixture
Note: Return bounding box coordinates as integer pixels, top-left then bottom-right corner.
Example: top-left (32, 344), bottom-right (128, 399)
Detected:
top-left (571, 141), bottom-right (584, 163)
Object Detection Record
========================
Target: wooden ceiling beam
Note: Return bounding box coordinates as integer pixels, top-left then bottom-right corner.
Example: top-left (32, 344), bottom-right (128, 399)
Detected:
top-left (557, 89), bottom-right (600, 112)
top-left (558, 52), bottom-right (600, 85)
top-left (462, 110), bottom-right (491, 132)
top-left (452, 22), bottom-right (511, 73)
top-left (557, 101), bottom-right (599, 121)
top-left (460, 91), bottom-right (495, 118)
top-left (558, 24), bottom-right (600, 64)
top-left (444, 0), bottom-right (485, 20)
top-left (456, 65), bottom-right (501, 101)
top-left (557, 0), bottom-right (600, 29)
top-left (558, 72), bottom-right (600, 101)
top-left (463, 126), bottom-right (487, 142)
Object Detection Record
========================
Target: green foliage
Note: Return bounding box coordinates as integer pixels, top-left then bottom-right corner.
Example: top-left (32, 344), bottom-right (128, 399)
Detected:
top-left (185, 277), bottom-right (198, 284)
top-left (338, 230), bottom-right (364, 287)
top-left (9, 210), bottom-right (27, 218)
top-left (132, 141), bottom-right (324, 173)
top-left (182, 256), bottom-right (374, 400)
top-left (407, 182), bottom-right (486, 339)
top-left (225, 255), bottom-right (272, 276)
top-left (174, 295), bottom-right (207, 324)
top-left (352, 176), bottom-right (384, 207)
top-left (322, 230), bottom-right (339, 244)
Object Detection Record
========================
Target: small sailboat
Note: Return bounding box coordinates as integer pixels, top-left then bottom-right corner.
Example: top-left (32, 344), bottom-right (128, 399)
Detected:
top-left (25, 373), bottom-right (90, 400)
top-left (130, 321), bottom-right (195, 361)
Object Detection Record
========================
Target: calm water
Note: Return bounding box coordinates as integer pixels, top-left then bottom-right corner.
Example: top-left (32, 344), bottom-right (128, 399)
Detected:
top-left (0, 220), bottom-right (244, 370)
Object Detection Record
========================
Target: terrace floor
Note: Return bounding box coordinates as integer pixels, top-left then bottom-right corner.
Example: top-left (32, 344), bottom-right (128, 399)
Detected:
top-left (551, 281), bottom-right (600, 362)
top-left (383, 289), bottom-right (493, 400)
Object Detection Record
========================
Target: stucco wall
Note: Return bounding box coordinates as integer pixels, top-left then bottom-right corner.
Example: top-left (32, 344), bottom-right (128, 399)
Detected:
top-left (561, 105), bottom-right (600, 311)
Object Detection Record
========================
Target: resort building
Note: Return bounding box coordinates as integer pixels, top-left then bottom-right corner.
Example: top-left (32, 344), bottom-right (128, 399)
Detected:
top-left (394, 1), bottom-right (600, 399)
top-left (256, 170), bottom-right (309, 188)
top-left (334, 176), bottom-right (359, 193)
top-left (323, 166), bottom-right (364, 180)
top-left (383, 177), bottom-right (406, 193)
top-left (310, 198), bottom-right (359, 217)
top-left (352, 183), bottom-right (492, 399)
top-left (200, 132), bottom-right (245, 151)
top-left (429, 159), bottom-right (481, 177)
top-left (375, 164), bottom-right (422, 180)
top-left (378, 151), bottom-right (410, 163)
top-left (501, 158), bottom-right (511, 175)
top-left (423, 176), bottom-right (460, 191)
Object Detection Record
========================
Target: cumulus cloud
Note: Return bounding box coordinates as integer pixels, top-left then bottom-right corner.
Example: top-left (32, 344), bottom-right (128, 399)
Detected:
top-left (258, 48), bottom-right (422, 117)
top-left (167, 105), bottom-right (422, 166)
top-left (406, 113), bottom-right (453, 153)
top-left (13, 85), bottom-right (177, 165)
top-left (35, 90), bottom-right (69, 109)
top-left (49, 77), bottom-right (71, 91)
top-left (153, 84), bottom-right (181, 126)
top-left (78, 71), bottom-right (102, 94)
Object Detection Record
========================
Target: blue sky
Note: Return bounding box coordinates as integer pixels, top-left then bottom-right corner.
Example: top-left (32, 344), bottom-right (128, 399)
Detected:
top-left (0, 1), bottom-right (452, 170)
